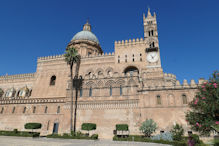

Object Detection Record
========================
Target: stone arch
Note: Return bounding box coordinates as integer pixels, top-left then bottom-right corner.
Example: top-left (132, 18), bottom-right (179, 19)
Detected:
top-left (85, 81), bottom-right (96, 88)
top-left (105, 80), bottom-right (115, 87)
top-left (124, 66), bottom-right (139, 75)
top-left (115, 79), bottom-right (125, 87)
top-left (105, 67), bottom-right (113, 76)
top-left (86, 69), bottom-right (94, 75)
top-left (167, 94), bottom-right (175, 106)
top-left (96, 80), bottom-right (104, 87)
top-left (96, 68), bottom-right (104, 76)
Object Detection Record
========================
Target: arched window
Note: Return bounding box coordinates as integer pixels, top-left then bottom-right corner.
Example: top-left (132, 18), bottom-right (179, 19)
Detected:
top-left (125, 55), bottom-right (127, 63)
top-left (157, 95), bottom-right (161, 105)
top-left (110, 86), bottom-right (112, 96)
top-left (151, 30), bottom-right (154, 36)
top-left (182, 94), bottom-right (187, 104)
top-left (12, 107), bottom-right (15, 114)
top-left (140, 54), bottom-right (142, 62)
top-left (120, 85), bottom-right (123, 96)
top-left (50, 75), bottom-right (56, 86)
top-left (23, 107), bottom-right (26, 114)
top-left (44, 106), bottom-right (48, 113)
top-left (0, 107), bottom-right (4, 114)
top-left (118, 56), bottom-right (120, 63)
top-left (29, 89), bottom-right (32, 97)
top-left (57, 106), bottom-right (60, 113)
top-left (33, 106), bottom-right (36, 113)
top-left (89, 87), bottom-right (92, 97)
top-left (80, 88), bottom-right (83, 97)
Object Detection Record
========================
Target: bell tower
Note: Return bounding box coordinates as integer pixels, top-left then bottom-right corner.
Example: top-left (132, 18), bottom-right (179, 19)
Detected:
top-left (143, 8), bottom-right (161, 68)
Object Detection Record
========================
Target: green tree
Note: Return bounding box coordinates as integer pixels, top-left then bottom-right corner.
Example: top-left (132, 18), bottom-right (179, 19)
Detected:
top-left (24, 123), bottom-right (42, 133)
top-left (64, 47), bottom-right (81, 135)
top-left (170, 123), bottom-right (184, 141)
top-left (0, 88), bottom-right (3, 98)
top-left (81, 123), bottom-right (96, 136)
top-left (139, 119), bottom-right (157, 137)
top-left (186, 71), bottom-right (219, 136)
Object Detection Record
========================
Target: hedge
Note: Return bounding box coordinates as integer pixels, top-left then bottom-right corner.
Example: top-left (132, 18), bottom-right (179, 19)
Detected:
top-left (81, 123), bottom-right (96, 131)
top-left (113, 135), bottom-right (187, 146)
top-left (0, 129), bottom-right (40, 137)
top-left (47, 133), bottom-right (98, 140)
top-left (116, 124), bottom-right (128, 131)
top-left (24, 123), bottom-right (42, 130)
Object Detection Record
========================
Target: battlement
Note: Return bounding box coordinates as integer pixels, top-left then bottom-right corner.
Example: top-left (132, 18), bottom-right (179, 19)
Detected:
top-left (37, 53), bottom-right (115, 62)
top-left (164, 73), bottom-right (176, 79)
top-left (0, 73), bottom-right (35, 80)
top-left (115, 38), bottom-right (145, 47)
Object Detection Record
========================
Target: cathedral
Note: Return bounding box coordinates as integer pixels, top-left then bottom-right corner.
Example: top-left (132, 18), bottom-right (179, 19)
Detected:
top-left (0, 9), bottom-right (204, 139)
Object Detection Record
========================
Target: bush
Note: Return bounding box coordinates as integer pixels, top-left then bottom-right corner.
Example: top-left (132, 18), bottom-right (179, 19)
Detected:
top-left (139, 119), bottom-right (157, 137)
top-left (170, 123), bottom-right (184, 141)
top-left (13, 129), bottom-right (18, 134)
top-left (113, 135), bottom-right (187, 146)
top-left (91, 134), bottom-right (98, 139)
top-left (81, 123), bottom-right (96, 131)
top-left (24, 123), bottom-right (42, 130)
top-left (151, 132), bottom-right (173, 141)
top-left (191, 134), bottom-right (201, 144)
top-left (214, 139), bottom-right (219, 146)
top-left (0, 130), bottom-right (40, 137)
top-left (116, 124), bottom-right (128, 131)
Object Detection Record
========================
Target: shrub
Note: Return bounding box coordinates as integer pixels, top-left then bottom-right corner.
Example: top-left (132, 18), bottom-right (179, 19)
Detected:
top-left (191, 134), bottom-right (201, 144)
top-left (13, 129), bottom-right (18, 134)
top-left (139, 119), bottom-right (157, 137)
top-left (24, 123), bottom-right (42, 130)
top-left (91, 134), bottom-right (98, 139)
top-left (170, 123), bottom-right (184, 141)
top-left (116, 124), bottom-right (128, 131)
top-left (151, 132), bottom-right (173, 141)
top-left (81, 123), bottom-right (96, 131)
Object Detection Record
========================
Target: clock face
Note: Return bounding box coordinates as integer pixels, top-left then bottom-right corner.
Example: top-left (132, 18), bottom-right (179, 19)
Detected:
top-left (147, 52), bottom-right (159, 63)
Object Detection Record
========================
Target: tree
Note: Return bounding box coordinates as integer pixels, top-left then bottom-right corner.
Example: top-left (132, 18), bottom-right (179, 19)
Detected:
top-left (170, 123), bottom-right (184, 141)
top-left (64, 47), bottom-right (81, 135)
top-left (0, 88), bottom-right (3, 98)
top-left (24, 123), bottom-right (42, 133)
top-left (139, 119), bottom-right (157, 137)
top-left (81, 123), bottom-right (96, 136)
top-left (186, 71), bottom-right (219, 136)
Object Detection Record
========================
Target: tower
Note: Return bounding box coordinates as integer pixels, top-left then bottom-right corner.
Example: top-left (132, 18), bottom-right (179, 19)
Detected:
top-left (143, 8), bottom-right (161, 68)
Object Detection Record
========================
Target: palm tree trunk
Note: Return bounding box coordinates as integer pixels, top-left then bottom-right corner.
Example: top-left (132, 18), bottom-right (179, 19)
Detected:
top-left (70, 63), bottom-right (73, 134)
top-left (73, 58), bottom-right (81, 135)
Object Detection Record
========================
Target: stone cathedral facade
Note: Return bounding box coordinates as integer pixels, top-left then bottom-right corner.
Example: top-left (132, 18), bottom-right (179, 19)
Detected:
top-left (0, 9), bottom-right (204, 139)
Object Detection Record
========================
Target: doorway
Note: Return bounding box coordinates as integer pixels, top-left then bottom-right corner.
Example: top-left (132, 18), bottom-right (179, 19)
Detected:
top-left (52, 122), bottom-right (59, 134)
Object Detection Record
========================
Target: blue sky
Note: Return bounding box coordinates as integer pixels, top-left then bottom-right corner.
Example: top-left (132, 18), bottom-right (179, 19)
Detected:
top-left (0, 0), bottom-right (218, 83)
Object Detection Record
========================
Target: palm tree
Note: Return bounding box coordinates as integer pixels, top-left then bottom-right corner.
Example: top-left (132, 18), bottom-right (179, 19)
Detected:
top-left (64, 47), bottom-right (81, 134)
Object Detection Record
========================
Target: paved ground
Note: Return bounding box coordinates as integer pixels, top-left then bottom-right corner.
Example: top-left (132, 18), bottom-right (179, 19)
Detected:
top-left (0, 136), bottom-right (170, 146)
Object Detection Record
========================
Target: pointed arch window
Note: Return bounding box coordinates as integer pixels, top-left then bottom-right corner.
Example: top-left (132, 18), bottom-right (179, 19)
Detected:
top-left (182, 94), bottom-right (187, 104)
top-left (156, 95), bottom-right (161, 105)
top-left (44, 106), bottom-right (48, 113)
top-left (23, 107), bottom-right (26, 114)
top-left (50, 75), bottom-right (56, 86)
top-left (12, 107), bottom-right (15, 114)
top-left (89, 87), bottom-right (92, 97)
top-left (0, 107), bottom-right (4, 114)
top-left (80, 88), bottom-right (83, 97)
top-left (33, 106), bottom-right (36, 113)
top-left (118, 56), bottom-right (120, 63)
top-left (110, 86), bottom-right (112, 96)
top-left (57, 106), bottom-right (60, 114)
top-left (120, 85), bottom-right (123, 96)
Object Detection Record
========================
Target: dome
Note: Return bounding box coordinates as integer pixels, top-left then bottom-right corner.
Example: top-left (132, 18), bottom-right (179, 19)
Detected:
top-left (71, 21), bottom-right (100, 44)
top-left (71, 30), bottom-right (99, 44)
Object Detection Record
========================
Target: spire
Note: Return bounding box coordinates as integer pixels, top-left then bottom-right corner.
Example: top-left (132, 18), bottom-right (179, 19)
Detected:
top-left (83, 19), bottom-right (91, 31)
top-left (147, 7), bottom-right (152, 17)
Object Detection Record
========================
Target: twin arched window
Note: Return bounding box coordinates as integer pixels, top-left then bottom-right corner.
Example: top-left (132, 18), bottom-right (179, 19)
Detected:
top-left (50, 76), bottom-right (56, 86)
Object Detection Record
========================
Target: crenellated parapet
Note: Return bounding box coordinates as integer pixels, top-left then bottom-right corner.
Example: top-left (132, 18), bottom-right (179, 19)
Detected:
top-left (0, 73), bottom-right (35, 81)
top-left (37, 53), bottom-right (115, 63)
top-left (115, 38), bottom-right (145, 47)
top-left (164, 73), bottom-right (176, 80)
